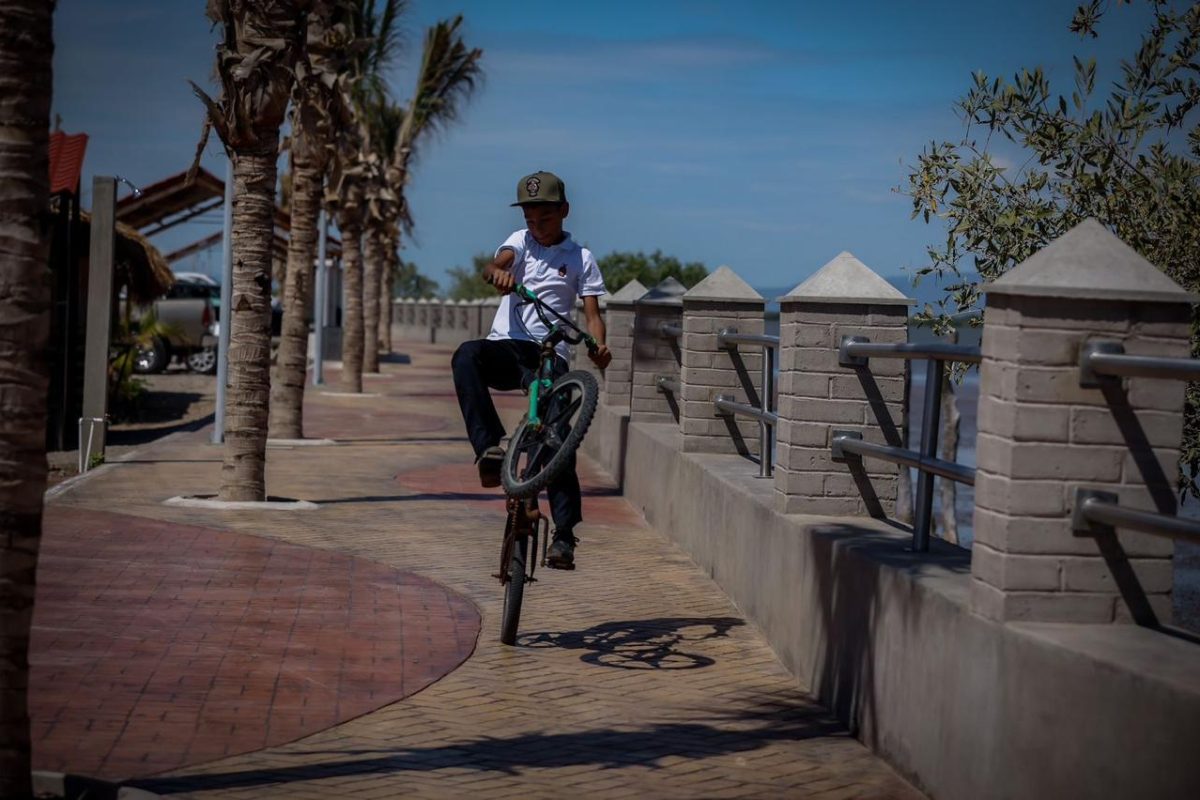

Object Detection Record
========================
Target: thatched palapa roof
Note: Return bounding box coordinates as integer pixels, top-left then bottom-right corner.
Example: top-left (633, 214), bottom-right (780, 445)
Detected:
top-left (79, 210), bottom-right (174, 303)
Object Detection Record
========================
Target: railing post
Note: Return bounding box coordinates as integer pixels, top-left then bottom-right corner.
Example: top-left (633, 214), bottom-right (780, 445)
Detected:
top-left (970, 219), bottom-right (1192, 624)
top-left (631, 277), bottom-right (686, 423)
top-left (760, 341), bottom-right (775, 478)
top-left (911, 358), bottom-right (944, 552)
top-left (600, 280), bottom-right (644, 408)
top-left (773, 252), bottom-right (911, 515)
top-left (680, 266), bottom-right (766, 458)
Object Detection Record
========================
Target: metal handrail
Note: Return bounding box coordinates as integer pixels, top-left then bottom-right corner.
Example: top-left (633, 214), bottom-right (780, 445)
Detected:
top-left (835, 335), bottom-right (979, 552)
top-left (656, 375), bottom-right (679, 395)
top-left (1080, 341), bottom-right (1200, 387)
top-left (1072, 488), bottom-right (1200, 545)
top-left (712, 327), bottom-right (778, 478)
top-left (659, 321), bottom-right (682, 339)
top-left (832, 432), bottom-right (976, 486)
top-left (714, 395), bottom-right (779, 426)
top-left (718, 331), bottom-right (781, 349)
top-left (839, 338), bottom-right (982, 366)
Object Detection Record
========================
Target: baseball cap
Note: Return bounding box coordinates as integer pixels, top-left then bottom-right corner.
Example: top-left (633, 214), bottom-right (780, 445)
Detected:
top-left (512, 171), bottom-right (567, 206)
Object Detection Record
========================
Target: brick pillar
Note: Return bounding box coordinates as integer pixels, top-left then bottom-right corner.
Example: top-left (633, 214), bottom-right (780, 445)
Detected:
top-left (680, 266), bottom-right (765, 455)
top-left (480, 297), bottom-right (500, 341)
top-left (601, 280), bottom-right (646, 408)
top-left (631, 277), bottom-right (686, 423)
top-left (468, 298), bottom-right (484, 339)
top-left (773, 252), bottom-right (910, 515)
top-left (970, 219), bottom-right (1192, 624)
top-left (415, 298), bottom-right (431, 343)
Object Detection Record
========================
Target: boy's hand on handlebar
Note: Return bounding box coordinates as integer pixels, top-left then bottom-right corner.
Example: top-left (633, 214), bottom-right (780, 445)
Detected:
top-left (589, 343), bottom-right (612, 370)
top-left (485, 267), bottom-right (516, 295)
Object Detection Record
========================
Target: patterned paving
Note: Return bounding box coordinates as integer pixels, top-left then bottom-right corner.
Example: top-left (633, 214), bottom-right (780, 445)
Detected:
top-left (31, 508), bottom-right (479, 781)
top-left (45, 343), bottom-right (924, 798)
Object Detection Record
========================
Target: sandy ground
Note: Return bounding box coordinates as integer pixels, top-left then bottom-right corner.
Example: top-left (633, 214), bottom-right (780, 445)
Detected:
top-left (47, 366), bottom-right (216, 487)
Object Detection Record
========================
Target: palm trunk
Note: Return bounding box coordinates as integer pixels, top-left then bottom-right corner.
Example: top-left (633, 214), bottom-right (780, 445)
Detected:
top-left (339, 215), bottom-right (364, 392)
top-left (362, 230), bottom-right (382, 373)
top-left (220, 142), bottom-right (278, 502)
top-left (381, 249), bottom-right (394, 353)
top-left (0, 2), bottom-right (53, 795)
top-left (268, 161), bottom-right (320, 440)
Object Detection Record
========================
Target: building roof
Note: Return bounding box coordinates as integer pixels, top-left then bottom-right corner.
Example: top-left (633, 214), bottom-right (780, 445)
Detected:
top-left (48, 131), bottom-right (89, 195)
top-left (115, 166), bottom-right (292, 236)
top-left (78, 211), bottom-right (174, 303)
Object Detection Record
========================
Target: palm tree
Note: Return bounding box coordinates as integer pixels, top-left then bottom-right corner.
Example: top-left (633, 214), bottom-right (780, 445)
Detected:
top-left (391, 15), bottom-right (482, 219)
top-left (190, 0), bottom-right (310, 501)
top-left (330, 0), bottom-right (405, 391)
top-left (362, 98), bottom-right (404, 373)
top-left (0, 3), bottom-right (54, 795)
top-left (362, 15), bottom-right (481, 367)
top-left (374, 14), bottom-right (481, 358)
top-left (269, 3), bottom-right (354, 439)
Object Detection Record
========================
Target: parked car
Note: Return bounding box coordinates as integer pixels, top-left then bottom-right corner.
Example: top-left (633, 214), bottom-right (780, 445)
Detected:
top-left (132, 273), bottom-right (219, 374)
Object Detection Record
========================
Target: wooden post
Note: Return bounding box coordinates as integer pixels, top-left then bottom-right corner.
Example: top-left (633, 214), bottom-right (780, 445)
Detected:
top-left (80, 176), bottom-right (116, 470)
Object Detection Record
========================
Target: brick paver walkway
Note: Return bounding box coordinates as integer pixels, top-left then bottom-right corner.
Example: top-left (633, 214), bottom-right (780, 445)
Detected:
top-left (32, 508), bottom-right (479, 780)
top-left (45, 343), bottom-right (923, 798)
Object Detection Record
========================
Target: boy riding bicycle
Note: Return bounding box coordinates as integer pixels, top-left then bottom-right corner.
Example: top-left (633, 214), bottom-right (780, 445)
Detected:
top-left (451, 171), bottom-right (611, 569)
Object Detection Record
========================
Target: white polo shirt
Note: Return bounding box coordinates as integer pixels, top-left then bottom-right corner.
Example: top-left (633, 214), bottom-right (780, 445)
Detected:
top-left (487, 229), bottom-right (606, 360)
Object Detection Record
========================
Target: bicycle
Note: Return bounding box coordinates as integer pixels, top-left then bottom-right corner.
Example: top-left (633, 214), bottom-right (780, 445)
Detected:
top-left (494, 283), bottom-right (601, 645)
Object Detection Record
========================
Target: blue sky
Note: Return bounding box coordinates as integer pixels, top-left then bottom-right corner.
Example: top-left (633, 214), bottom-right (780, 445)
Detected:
top-left (54, 0), bottom-right (1155, 296)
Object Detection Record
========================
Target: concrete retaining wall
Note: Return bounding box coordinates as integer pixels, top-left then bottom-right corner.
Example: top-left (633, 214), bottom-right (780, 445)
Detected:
top-left (620, 419), bottom-right (1200, 800)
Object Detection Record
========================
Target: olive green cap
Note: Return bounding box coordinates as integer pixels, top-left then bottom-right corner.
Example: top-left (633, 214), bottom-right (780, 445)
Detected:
top-left (512, 170), bottom-right (567, 206)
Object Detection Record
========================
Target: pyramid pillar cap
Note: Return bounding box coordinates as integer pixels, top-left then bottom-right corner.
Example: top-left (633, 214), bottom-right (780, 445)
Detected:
top-left (780, 251), bottom-right (911, 306)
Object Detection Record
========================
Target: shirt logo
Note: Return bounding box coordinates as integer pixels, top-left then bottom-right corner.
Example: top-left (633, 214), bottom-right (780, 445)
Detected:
top-left (525, 177), bottom-right (541, 197)
top-left (558, 265), bottom-right (568, 277)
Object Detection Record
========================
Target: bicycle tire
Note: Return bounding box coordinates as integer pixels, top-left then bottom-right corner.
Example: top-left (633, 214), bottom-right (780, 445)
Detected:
top-left (501, 370), bottom-right (599, 499)
top-left (500, 536), bottom-right (528, 646)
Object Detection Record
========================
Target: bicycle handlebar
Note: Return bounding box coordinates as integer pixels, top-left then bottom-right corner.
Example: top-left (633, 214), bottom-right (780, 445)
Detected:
top-left (486, 273), bottom-right (599, 355)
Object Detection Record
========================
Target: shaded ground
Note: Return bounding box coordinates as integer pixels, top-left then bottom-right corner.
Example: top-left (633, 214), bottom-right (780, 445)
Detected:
top-left (47, 368), bottom-right (215, 487)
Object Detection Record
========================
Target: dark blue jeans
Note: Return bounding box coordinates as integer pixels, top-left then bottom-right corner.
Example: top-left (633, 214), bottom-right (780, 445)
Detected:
top-left (451, 338), bottom-right (581, 532)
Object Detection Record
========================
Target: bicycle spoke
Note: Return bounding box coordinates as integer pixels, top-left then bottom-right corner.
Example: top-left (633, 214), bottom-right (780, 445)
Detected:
top-left (542, 394), bottom-right (582, 429)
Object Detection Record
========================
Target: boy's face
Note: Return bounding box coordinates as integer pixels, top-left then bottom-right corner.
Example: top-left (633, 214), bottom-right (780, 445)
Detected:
top-left (522, 202), bottom-right (569, 246)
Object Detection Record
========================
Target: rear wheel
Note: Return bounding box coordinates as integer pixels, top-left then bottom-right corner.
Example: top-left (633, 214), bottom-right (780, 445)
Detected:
top-left (186, 346), bottom-right (217, 375)
top-left (501, 370), bottom-right (598, 499)
top-left (500, 536), bottom-right (528, 646)
top-left (133, 336), bottom-right (169, 374)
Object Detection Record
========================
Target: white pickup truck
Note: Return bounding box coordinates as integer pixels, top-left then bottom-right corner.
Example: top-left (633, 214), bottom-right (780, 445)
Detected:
top-left (133, 272), bottom-right (219, 374)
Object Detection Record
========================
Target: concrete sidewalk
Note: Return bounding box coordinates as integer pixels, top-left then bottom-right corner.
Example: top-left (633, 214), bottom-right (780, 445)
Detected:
top-left (39, 343), bottom-right (923, 798)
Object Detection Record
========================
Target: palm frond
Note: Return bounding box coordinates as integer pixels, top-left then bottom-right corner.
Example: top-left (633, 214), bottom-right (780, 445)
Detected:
top-left (395, 15), bottom-right (483, 167)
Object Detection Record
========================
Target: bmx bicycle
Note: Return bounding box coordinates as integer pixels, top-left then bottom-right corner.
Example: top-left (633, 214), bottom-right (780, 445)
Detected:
top-left (493, 283), bottom-right (601, 645)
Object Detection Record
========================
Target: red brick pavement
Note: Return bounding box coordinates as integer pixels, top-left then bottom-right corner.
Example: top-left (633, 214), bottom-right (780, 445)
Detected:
top-left (29, 507), bottom-right (480, 781)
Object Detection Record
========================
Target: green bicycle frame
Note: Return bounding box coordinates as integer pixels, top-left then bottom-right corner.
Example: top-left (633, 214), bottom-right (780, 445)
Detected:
top-left (513, 283), bottom-right (597, 429)
top-left (526, 357), bottom-right (556, 427)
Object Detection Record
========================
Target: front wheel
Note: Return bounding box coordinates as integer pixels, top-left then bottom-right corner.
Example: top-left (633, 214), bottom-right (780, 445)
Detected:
top-left (502, 370), bottom-right (598, 499)
top-left (500, 536), bottom-right (528, 646)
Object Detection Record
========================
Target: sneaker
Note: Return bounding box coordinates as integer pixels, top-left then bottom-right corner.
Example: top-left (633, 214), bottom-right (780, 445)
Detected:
top-left (546, 530), bottom-right (578, 570)
top-left (477, 445), bottom-right (505, 488)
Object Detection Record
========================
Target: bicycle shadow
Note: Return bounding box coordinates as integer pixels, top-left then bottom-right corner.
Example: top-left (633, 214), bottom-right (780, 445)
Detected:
top-left (519, 616), bottom-right (744, 670)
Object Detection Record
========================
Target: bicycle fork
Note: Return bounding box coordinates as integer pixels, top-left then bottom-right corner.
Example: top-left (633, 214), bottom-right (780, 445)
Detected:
top-left (495, 496), bottom-right (549, 584)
